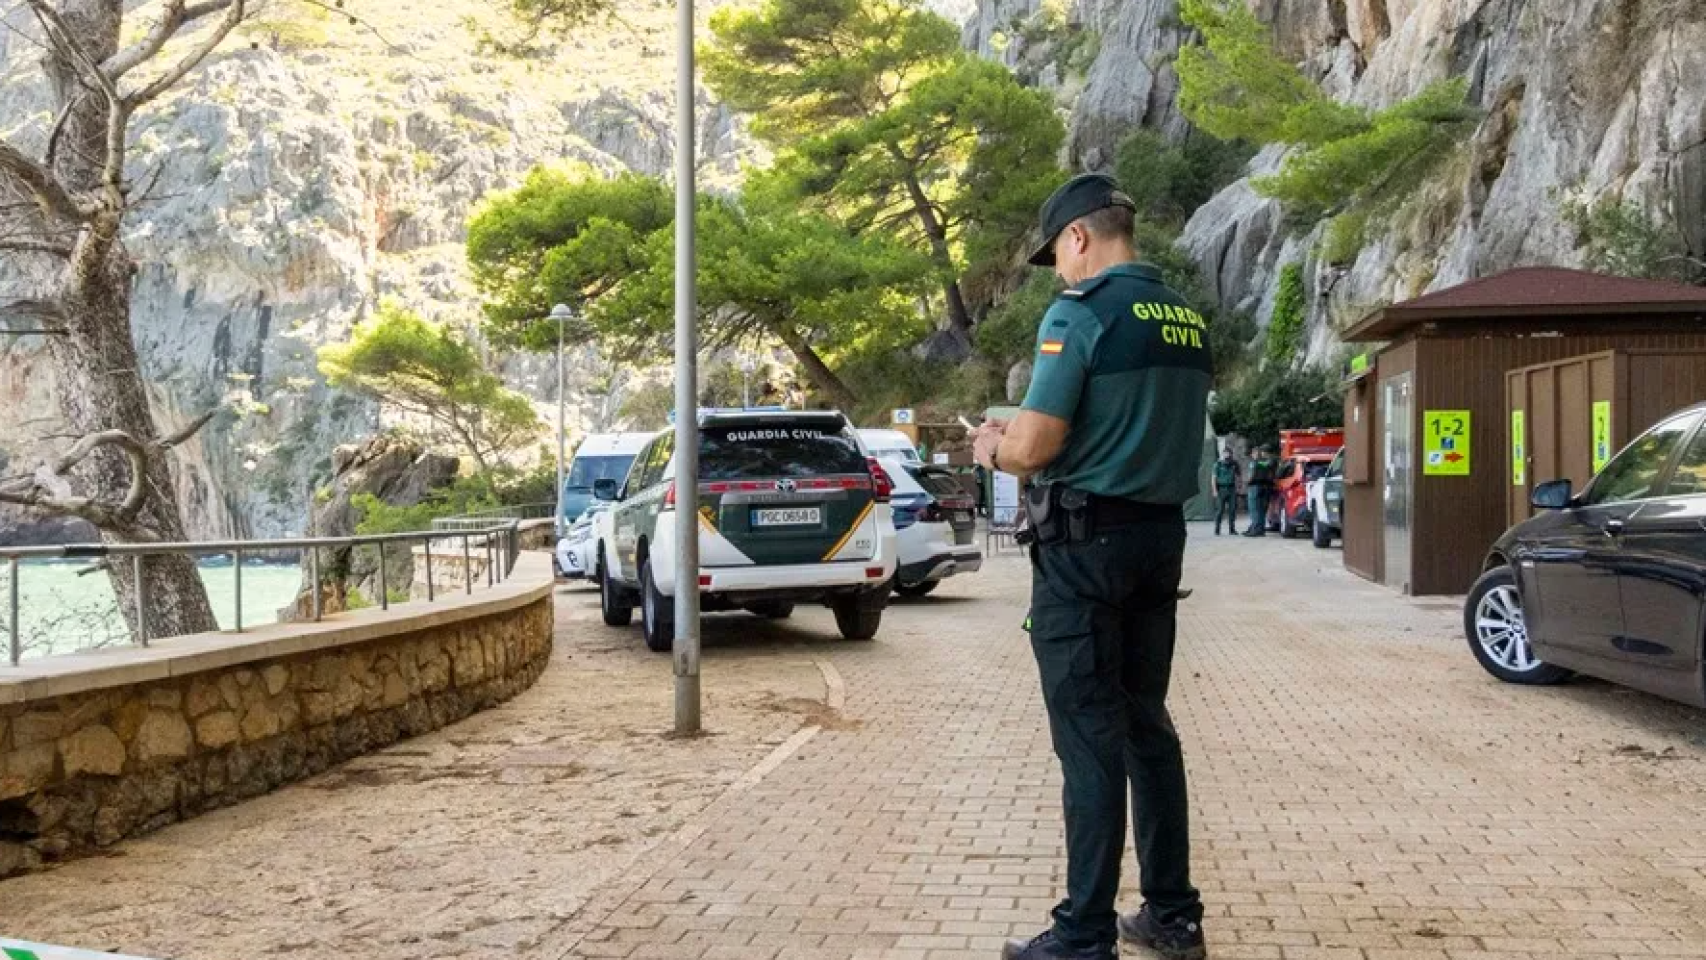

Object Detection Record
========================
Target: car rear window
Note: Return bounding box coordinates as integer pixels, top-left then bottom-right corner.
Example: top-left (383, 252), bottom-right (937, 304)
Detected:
top-left (699, 422), bottom-right (867, 480)
top-left (1303, 462), bottom-right (1330, 482)
top-left (912, 469), bottom-right (968, 499)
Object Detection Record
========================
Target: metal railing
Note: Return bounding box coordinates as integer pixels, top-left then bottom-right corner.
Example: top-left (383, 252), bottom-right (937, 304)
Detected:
top-left (430, 502), bottom-right (556, 532)
top-left (2, 522), bottom-right (521, 667)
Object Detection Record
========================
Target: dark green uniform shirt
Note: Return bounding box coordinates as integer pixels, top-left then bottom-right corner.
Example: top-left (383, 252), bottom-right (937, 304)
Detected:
top-left (1020, 262), bottom-right (1213, 504)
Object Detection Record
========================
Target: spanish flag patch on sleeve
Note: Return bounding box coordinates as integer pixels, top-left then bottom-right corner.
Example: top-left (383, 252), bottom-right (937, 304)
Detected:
top-left (1039, 340), bottom-right (1065, 355)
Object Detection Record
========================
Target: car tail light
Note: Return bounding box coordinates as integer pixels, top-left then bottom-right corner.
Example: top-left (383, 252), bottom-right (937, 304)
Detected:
top-left (867, 458), bottom-right (893, 502)
top-left (663, 481), bottom-right (676, 508)
top-left (866, 567), bottom-right (886, 579)
top-left (698, 574), bottom-right (712, 587)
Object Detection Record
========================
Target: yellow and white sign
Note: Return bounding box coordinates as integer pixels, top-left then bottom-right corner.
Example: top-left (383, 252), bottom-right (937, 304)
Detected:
top-left (1423, 409), bottom-right (1472, 476)
top-left (1592, 400), bottom-right (1612, 474)
top-left (1511, 410), bottom-right (1526, 487)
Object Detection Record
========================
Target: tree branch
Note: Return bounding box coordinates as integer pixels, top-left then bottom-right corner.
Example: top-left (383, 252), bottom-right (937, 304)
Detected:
top-left (23, 0), bottom-right (129, 196)
top-left (0, 140), bottom-right (85, 221)
top-left (126, 0), bottom-right (245, 110)
top-left (0, 237), bottom-right (72, 256)
top-left (103, 0), bottom-right (193, 80)
top-left (0, 409), bottom-right (217, 537)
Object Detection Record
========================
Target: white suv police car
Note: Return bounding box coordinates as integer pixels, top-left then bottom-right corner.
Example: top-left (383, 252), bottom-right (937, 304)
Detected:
top-left (593, 410), bottom-right (898, 651)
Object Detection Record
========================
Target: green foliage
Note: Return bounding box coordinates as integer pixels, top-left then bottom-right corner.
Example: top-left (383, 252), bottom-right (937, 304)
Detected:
top-left (1210, 364), bottom-right (1344, 449)
top-left (1114, 130), bottom-right (1255, 229)
top-left (466, 168), bottom-right (672, 350)
top-left (1254, 79), bottom-right (1478, 225)
top-left (704, 0), bottom-right (1064, 325)
top-left (1320, 210), bottom-right (1369, 266)
top-left (467, 169), bottom-right (935, 410)
top-left (1207, 308), bottom-right (1258, 387)
top-left (317, 303), bottom-right (541, 470)
top-left (470, 0), bottom-right (619, 56)
top-left (1560, 196), bottom-right (1704, 284)
top-left (351, 461), bottom-right (551, 537)
top-left (977, 273), bottom-right (1063, 370)
top-left (1266, 263), bottom-right (1307, 367)
top-left (1177, 0), bottom-right (1477, 229)
top-left (619, 382), bottom-right (675, 432)
top-left (1175, 0), bottom-right (1363, 146)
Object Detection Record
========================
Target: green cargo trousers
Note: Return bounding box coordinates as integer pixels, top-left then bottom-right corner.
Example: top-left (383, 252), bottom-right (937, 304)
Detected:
top-left (1027, 510), bottom-right (1203, 949)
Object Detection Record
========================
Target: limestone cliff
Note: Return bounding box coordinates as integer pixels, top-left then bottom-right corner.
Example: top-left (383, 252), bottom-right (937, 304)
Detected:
top-left (967, 0), bottom-right (1706, 363)
top-left (0, 0), bottom-right (754, 541)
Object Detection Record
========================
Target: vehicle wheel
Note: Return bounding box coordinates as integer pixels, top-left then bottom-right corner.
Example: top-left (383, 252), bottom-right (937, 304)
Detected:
top-left (1311, 515), bottom-right (1333, 549)
top-left (832, 590), bottom-right (885, 641)
top-left (1464, 567), bottom-right (1571, 685)
top-left (893, 579), bottom-right (939, 598)
top-left (598, 547), bottom-right (633, 627)
top-left (640, 556), bottom-right (674, 653)
top-left (748, 600), bottom-right (794, 619)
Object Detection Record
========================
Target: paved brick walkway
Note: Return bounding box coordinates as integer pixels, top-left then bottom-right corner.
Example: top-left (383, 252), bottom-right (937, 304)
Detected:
top-left (7, 531), bottom-right (1706, 960)
top-left (548, 531), bottom-right (1706, 960)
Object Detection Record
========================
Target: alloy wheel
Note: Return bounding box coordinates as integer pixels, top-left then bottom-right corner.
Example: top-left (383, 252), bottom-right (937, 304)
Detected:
top-left (1475, 584), bottom-right (1536, 671)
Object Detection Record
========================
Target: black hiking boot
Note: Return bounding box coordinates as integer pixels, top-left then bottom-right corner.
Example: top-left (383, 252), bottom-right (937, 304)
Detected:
top-left (999, 930), bottom-right (1115, 960)
top-left (1118, 906), bottom-right (1207, 960)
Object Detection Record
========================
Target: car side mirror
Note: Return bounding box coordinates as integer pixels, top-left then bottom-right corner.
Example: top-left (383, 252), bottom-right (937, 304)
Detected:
top-left (593, 478), bottom-right (620, 502)
top-left (1531, 479), bottom-right (1573, 510)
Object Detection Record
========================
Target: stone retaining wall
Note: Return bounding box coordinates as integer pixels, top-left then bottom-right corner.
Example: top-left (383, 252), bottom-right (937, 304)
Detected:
top-left (0, 563), bottom-right (552, 878)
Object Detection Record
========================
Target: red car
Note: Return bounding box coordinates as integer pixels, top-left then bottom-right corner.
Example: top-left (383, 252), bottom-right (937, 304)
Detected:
top-left (1266, 429), bottom-right (1344, 538)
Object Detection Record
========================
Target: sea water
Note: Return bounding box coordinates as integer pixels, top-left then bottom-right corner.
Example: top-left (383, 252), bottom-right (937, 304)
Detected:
top-left (0, 560), bottom-right (303, 661)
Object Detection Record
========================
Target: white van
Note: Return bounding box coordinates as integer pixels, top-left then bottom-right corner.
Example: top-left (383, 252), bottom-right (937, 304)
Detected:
top-left (858, 428), bottom-right (922, 464)
top-left (560, 433), bottom-right (653, 525)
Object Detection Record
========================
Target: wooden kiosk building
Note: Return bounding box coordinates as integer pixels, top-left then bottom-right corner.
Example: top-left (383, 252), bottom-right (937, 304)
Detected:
top-left (1339, 267), bottom-right (1706, 595)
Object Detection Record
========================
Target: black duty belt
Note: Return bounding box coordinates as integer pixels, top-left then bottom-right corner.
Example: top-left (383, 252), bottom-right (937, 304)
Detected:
top-left (1087, 495), bottom-right (1183, 526)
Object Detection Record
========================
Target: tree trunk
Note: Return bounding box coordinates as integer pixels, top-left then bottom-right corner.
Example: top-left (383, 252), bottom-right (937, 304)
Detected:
top-left (36, 0), bottom-right (219, 640)
top-left (896, 163), bottom-right (974, 337)
top-left (772, 324), bottom-right (859, 413)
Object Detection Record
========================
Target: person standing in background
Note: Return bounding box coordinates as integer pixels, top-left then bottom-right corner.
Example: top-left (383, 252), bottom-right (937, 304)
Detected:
top-left (1211, 448), bottom-right (1240, 535)
top-left (1243, 446), bottom-right (1276, 537)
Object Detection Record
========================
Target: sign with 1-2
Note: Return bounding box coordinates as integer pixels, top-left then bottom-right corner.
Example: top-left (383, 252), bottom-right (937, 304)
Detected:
top-left (1591, 400), bottom-right (1612, 473)
top-left (1423, 409), bottom-right (1472, 476)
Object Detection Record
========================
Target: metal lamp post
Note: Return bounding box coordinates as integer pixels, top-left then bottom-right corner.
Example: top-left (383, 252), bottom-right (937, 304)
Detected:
top-left (549, 303), bottom-right (574, 539)
top-left (673, 0), bottom-right (702, 735)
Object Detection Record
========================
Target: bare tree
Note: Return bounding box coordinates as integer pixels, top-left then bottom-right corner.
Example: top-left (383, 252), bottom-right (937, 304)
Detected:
top-left (0, 0), bottom-right (251, 641)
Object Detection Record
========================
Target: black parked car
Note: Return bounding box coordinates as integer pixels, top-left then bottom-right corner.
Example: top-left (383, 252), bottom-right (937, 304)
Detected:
top-left (1466, 404), bottom-right (1706, 708)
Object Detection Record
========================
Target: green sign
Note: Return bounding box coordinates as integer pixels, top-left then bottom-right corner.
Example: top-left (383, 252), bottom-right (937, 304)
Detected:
top-left (1592, 400), bottom-right (1613, 473)
top-left (1511, 410), bottom-right (1526, 487)
top-left (1423, 410), bottom-right (1472, 476)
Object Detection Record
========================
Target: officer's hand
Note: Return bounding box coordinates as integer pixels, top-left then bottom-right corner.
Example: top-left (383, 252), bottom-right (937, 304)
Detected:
top-left (972, 420), bottom-right (1006, 470)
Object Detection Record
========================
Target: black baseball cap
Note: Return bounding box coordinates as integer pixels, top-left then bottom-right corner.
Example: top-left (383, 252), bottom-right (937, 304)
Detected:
top-left (1027, 173), bottom-right (1138, 267)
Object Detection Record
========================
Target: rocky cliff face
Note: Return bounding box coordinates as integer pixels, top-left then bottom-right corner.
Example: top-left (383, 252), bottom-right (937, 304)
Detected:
top-left (968, 0), bottom-right (1706, 363)
top-left (0, 0), bottom-right (755, 541)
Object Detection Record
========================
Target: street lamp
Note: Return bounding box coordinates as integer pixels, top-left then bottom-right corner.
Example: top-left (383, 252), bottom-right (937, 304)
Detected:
top-left (549, 303), bottom-right (575, 539)
top-left (740, 353), bottom-right (757, 408)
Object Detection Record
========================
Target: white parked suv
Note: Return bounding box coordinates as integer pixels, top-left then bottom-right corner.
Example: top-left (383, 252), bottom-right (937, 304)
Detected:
top-left (885, 458), bottom-right (982, 597)
top-left (1305, 447), bottom-right (1345, 548)
top-left (594, 410), bottom-right (899, 651)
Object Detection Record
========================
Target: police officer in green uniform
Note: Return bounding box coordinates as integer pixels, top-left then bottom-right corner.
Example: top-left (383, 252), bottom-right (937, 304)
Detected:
top-left (974, 174), bottom-right (1211, 960)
